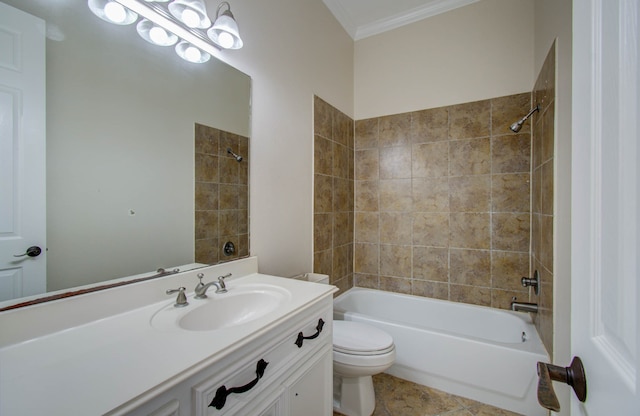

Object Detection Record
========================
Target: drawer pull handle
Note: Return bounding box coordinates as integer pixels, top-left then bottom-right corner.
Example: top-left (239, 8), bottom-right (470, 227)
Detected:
top-left (209, 359), bottom-right (269, 410)
top-left (295, 318), bottom-right (325, 348)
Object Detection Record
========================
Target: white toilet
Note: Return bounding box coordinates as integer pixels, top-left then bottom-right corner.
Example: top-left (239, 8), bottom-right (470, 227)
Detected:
top-left (332, 320), bottom-right (396, 416)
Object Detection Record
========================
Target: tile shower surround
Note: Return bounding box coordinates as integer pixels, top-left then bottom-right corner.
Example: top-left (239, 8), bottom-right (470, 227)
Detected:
top-left (351, 92), bottom-right (533, 309)
top-left (313, 96), bottom-right (355, 294)
top-left (530, 42), bottom-right (556, 355)
top-left (195, 123), bottom-right (249, 265)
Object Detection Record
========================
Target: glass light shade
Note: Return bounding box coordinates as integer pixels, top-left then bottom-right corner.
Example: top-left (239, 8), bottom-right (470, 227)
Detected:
top-left (207, 11), bottom-right (243, 49)
top-left (168, 0), bottom-right (211, 29)
top-left (88, 0), bottom-right (138, 25)
top-left (136, 19), bottom-right (178, 46)
top-left (175, 41), bottom-right (210, 63)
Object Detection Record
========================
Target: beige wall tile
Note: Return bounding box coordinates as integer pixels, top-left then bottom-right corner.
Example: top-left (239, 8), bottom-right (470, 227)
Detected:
top-left (541, 160), bottom-right (554, 216)
top-left (195, 210), bottom-right (218, 240)
top-left (313, 249), bottom-right (332, 276)
top-left (540, 215), bottom-right (553, 272)
top-left (313, 213), bottom-right (332, 252)
top-left (355, 180), bottom-right (379, 211)
top-left (413, 246), bottom-right (448, 281)
top-left (412, 142), bottom-right (449, 178)
top-left (450, 249), bottom-right (490, 286)
top-left (532, 166), bottom-right (542, 214)
top-left (355, 212), bottom-right (379, 243)
top-left (195, 238), bottom-right (219, 264)
top-left (379, 113), bottom-right (411, 147)
top-left (412, 280), bottom-right (449, 300)
top-left (491, 173), bottom-right (530, 213)
top-left (195, 153), bottom-right (219, 183)
top-left (450, 212), bottom-right (490, 249)
top-left (412, 177), bottom-right (449, 212)
top-left (355, 243), bottom-right (379, 274)
top-left (449, 175), bottom-right (491, 212)
top-left (413, 212), bottom-right (449, 247)
top-left (314, 135), bottom-right (332, 176)
top-left (379, 275), bottom-right (412, 294)
top-left (491, 134), bottom-right (531, 174)
top-left (334, 212), bottom-right (352, 247)
top-left (355, 149), bottom-right (379, 180)
top-left (355, 118), bottom-right (378, 149)
top-left (333, 245), bottom-right (349, 280)
top-left (491, 92), bottom-right (531, 136)
top-left (450, 284), bottom-right (491, 306)
top-left (542, 104), bottom-right (555, 164)
top-left (314, 174), bottom-right (333, 213)
top-left (333, 142), bottom-right (349, 179)
top-left (492, 212), bottom-right (530, 252)
top-left (492, 251), bottom-right (529, 291)
top-left (313, 96), bottom-right (332, 139)
top-left (449, 138), bottom-right (491, 176)
top-left (219, 184), bottom-right (239, 210)
top-left (379, 179), bottom-right (413, 211)
top-left (195, 182), bottom-right (219, 211)
top-left (449, 100), bottom-right (491, 140)
top-left (380, 244), bottom-right (412, 278)
top-left (491, 289), bottom-right (527, 310)
top-left (334, 110), bottom-right (352, 147)
top-left (354, 273), bottom-right (379, 289)
top-left (333, 177), bottom-right (352, 212)
top-left (379, 146), bottom-right (412, 179)
top-left (411, 107), bottom-right (448, 143)
top-left (195, 123), bottom-right (219, 154)
top-left (379, 212), bottom-right (412, 245)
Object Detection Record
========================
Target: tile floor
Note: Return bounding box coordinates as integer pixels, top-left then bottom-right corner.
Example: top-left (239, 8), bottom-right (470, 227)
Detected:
top-left (333, 373), bottom-right (524, 416)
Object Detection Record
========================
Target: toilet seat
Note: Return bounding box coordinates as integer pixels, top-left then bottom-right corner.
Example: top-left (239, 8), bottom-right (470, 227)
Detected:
top-left (333, 321), bottom-right (395, 356)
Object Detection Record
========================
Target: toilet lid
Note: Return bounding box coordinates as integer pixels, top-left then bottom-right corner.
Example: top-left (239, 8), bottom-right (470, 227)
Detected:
top-left (333, 321), bottom-right (394, 354)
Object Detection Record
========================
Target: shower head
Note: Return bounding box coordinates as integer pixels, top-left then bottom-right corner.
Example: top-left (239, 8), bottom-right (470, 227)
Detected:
top-left (227, 147), bottom-right (243, 162)
top-left (509, 105), bottom-right (540, 133)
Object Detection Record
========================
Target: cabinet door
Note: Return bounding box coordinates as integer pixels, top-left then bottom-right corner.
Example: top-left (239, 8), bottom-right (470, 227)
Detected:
top-left (287, 347), bottom-right (332, 416)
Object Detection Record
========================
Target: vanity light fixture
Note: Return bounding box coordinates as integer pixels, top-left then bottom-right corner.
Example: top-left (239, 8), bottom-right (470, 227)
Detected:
top-left (207, 2), bottom-right (243, 50)
top-left (168, 0), bottom-right (211, 29)
top-left (175, 40), bottom-right (211, 63)
top-left (88, 0), bottom-right (138, 25)
top-left (137, 19), bottom-right (179, 46)
top-left (87, 0), bottom-right (243, 64)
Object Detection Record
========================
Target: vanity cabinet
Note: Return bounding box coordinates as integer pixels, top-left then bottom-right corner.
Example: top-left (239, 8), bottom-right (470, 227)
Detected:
top-left (117, 297), bottom-right (333, 416)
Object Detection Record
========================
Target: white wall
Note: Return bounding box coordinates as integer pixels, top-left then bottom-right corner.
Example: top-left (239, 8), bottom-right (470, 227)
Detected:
top-left (218, 0), bottom-right (355, 277)
top-left (354, 0), bottom-right (534, 119)
top-left (534, 0), bottom-right (572, 413)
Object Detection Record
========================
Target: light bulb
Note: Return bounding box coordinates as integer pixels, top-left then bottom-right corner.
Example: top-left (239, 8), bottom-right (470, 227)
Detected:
top-left (104, 1), bottom-right (127, 23)
top-left (149, 26), bottom-right (168, 44)
top-left (185, 45), bottom-right (201, 62)
top-left (181, 9), bottom-right (200, 27)
top-left (217, 32), bottom-right (234, 49)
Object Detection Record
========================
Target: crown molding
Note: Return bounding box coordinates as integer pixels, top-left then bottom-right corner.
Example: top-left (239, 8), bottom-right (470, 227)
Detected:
top-left (324, 0), bottom-right (480, 41)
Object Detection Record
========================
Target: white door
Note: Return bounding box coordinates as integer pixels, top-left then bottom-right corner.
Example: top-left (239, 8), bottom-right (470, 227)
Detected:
top-left (0, 2), bottom-right (46, 301)
top-left (571, 0), bottom-right (640, 414)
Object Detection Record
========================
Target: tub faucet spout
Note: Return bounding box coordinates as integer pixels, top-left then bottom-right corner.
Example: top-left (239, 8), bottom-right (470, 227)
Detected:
top-left (511, 301), bottom-right (538, 313)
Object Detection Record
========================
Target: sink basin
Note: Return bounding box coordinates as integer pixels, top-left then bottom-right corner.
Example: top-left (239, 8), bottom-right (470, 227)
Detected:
top-left (151, 284), bottom-right (291, 331)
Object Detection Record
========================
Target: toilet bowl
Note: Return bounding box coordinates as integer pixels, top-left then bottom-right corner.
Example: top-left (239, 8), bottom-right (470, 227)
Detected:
top-left (333, 320), bottom-right (396, 416)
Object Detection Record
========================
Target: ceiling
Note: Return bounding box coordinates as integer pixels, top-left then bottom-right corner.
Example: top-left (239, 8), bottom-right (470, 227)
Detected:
top-left (323, 0), bottom-right (480, 40)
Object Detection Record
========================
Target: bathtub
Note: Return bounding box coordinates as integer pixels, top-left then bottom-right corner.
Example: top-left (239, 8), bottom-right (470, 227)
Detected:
top-left (333, 288), bottom-right (548, 416)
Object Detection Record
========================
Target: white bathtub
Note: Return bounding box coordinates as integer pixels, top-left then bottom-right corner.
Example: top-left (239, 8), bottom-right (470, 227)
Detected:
top-left (333, 288), bottom-right (548, 416)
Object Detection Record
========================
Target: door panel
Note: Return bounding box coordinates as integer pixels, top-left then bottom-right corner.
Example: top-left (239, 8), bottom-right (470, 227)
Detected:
top-left (0, 2), bottom-right (46, 301)
top-left (572, 0), bottom-right (640, 413)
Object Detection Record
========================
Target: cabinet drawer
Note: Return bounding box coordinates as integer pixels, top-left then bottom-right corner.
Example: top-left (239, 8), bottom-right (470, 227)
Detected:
top-left (193, 309), bottom-right (331, 416)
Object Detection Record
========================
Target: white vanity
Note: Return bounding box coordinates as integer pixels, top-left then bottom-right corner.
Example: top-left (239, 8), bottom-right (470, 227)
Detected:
top-left (0, 257), bottom-right (336, 415)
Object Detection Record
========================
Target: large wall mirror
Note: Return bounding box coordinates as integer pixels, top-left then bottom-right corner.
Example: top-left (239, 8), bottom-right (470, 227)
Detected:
top-left (0, 0), bottom-right (251, 308)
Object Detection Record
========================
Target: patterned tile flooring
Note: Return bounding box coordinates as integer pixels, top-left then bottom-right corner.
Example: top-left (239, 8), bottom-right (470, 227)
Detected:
top-left (333, 374), bottom-right (524, 416)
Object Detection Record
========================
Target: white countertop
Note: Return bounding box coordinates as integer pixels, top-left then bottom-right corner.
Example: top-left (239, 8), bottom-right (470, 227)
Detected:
top-left (0, 260), bottom-right (335, 415)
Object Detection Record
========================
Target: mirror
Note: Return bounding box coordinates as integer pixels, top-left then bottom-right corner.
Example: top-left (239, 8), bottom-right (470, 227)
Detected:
top-left (0, 0), bottom-right (251, 308)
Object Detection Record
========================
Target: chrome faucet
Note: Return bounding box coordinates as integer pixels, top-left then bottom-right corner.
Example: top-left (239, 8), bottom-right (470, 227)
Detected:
top-left (194, 273), bottom-right (231, 299)
top-left (511, 297), bottom-right (539, 313)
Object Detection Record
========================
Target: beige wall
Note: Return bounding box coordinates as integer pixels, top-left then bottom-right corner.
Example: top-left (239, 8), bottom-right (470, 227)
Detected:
top-left (534, 0), bottom-right (572, 412)
top-left (222, 0), bottom-right (355, 278)
top-left (354, 0), bottom-right (535, 120)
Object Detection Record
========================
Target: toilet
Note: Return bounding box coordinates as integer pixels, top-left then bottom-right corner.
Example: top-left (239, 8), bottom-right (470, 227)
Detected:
top-left (332, 320), bottom-right (396, 416)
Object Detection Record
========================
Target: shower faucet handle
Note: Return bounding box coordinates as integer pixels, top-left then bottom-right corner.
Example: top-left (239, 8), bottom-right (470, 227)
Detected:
top-left (521, 270), bottom-right (540, 295)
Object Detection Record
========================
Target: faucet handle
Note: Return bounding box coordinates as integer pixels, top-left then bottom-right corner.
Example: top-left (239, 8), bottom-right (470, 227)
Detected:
top-left (216, 273), bottom-right (231, 293)
top-left (166, 287), bottom-right (189, 307)
top-left (197, 273), bottom-right (205, 283)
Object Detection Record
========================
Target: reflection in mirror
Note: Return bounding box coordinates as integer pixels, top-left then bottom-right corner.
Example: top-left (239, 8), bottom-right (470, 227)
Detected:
top-left (0, 0), bottom-right (251, 309)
